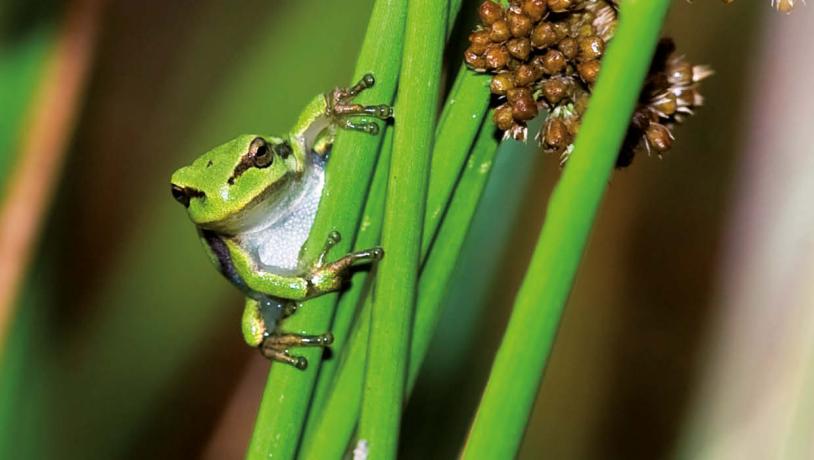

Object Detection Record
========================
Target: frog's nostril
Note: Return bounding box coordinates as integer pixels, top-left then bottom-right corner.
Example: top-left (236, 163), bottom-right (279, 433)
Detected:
top-left (171, 184), bottom-right (190, 207)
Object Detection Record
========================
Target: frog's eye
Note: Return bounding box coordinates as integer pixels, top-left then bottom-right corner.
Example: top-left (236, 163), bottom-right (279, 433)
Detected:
top-left (250, 137), bottom-right (273, 168)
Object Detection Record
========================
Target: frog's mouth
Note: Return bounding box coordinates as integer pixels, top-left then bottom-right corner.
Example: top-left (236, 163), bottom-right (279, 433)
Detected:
top-left (170, 184), bottom-right (205, 208)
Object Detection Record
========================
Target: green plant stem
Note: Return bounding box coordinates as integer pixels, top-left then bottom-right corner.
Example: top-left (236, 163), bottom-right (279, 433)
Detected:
top-left (300, 116), bottom-right (497, 460)
top-left (303, 126), bottom-right (393, 427)
top-left (460, 1), bottom-right (672, 458)
top-left (356, 0), bottom-right (447, 457)
top-left (408, 117), bottom-right (498, 384)
top-left (245, 1), bottom-right (407, 458)
top-left (304, 0), bottom-right (476, 422)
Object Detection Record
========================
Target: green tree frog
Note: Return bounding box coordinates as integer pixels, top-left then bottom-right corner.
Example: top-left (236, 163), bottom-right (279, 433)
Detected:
top-left (170, 74), bottom-right (391, 369)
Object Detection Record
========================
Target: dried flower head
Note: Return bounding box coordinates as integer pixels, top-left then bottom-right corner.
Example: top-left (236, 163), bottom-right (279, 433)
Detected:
top-left (464, 0), bottom-right (711, 167)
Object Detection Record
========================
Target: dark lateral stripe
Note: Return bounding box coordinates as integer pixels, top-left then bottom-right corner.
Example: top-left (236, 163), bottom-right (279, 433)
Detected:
top-left (201, 230), bottom-right (247, 290)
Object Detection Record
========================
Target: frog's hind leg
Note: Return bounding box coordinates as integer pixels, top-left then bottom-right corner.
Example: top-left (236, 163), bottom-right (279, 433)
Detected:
top-left (260, 332), bottom-right (334, 370)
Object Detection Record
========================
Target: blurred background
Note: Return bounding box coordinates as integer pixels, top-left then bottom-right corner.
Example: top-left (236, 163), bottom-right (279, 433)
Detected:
top-left (1, 0), bottom-right (812, 459)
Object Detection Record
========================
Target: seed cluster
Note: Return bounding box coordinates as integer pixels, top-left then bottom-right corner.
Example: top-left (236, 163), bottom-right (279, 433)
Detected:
top-left (465, 0), bottom-right (711, 167)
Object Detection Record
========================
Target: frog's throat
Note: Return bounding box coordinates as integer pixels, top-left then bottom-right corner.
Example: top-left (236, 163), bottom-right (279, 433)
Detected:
top-left (200, 170), bottom-right (299, 234)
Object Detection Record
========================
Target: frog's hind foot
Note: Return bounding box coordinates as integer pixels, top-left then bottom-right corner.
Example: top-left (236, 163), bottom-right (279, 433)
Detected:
top-left (260, 332), bottom-right (334, 370)
top-left (326, 73), bottom-right (393, 135)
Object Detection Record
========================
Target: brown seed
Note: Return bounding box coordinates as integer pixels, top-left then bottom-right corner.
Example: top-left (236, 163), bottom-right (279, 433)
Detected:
top-left (510, 92), bottom-right (538, 121)
top-left (484, 44), bottom-right (510, 69)
top-left (577, 60), bottom-right (600, 84)
top-left (494, 104), bottom-right (515, 131)
top-left (468, 30), bottom-right (492, 54)
top-left (514, 63), bottom-right (540, 86)
top-left (645, 123), bottom-right (673, 153)
top-left (578, 24), bottom-right (595, 38)
top-left (506, 87), bottom-right (532, 104)
top-left (552, 22), bottom-right (570, 40)
top-left (507, 11), bottom-right (533, 38)
top-left (490, 73), bottom-right (516, 95)
top-left (578, 36), bottom-right (605, 61)
top-left (540, 49), bottom-right (566, 74)
top-left (544, 118), bottom-right (571, 151)
top-left (464, 47), bottom-right (486, 70)
top-left (674, 87), bottom-right (700, 109)
top-left (558, 37), bottom-right (578, 60)
top-left (479, 1), bottom-right (504, 26)
top-left (541, 77), bottom-right (570, 105)
top-left (489, 20), bottom-right (512, 42)
top-left (651, 92), bottom-right (677, 117)
top-left (521, 0), bottom-right (547, 21)
top-left (530, 23), bottom-right (558, 49)
top-left (667, 60), bottom-right (693, 86)
top-left (506, 38), bottom-right (531, 60)
top-left (547, 0), bottom-right (574, 13)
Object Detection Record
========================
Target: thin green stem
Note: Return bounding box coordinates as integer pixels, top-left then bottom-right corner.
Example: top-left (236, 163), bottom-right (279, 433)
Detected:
top-left (408, 116), bottom-right (498, 385)
top-left (304, 0), bottom-right (476, 422)
top-left (246, 1), bottom-right (407, 458)
top-left (303, 125), bottom-right (393, 428)
top-left (460, 1), bottom-right (672, 458)
top-left (299, 115), bottom-right (497, 460)
top-left (357, 0), bottom-right (447, 457)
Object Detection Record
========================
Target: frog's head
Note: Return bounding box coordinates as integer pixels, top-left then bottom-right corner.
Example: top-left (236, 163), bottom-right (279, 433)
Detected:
top-left (170, 134), bottom-right (301, 230)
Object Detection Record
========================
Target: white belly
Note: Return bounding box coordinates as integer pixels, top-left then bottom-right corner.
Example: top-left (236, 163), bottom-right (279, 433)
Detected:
top-left (240, 161), bottom-right (325, 274)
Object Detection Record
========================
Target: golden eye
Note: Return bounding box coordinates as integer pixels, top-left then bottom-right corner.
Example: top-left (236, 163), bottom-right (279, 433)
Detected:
top-left (250, 137), bottom-right (273, 168)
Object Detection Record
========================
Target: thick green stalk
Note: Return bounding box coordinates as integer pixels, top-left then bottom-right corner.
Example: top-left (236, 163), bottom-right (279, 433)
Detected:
top-left (357, 0), bottom-right (447, 457)
top-left (246, 1), bottom-right (407, 458)
top-left (300, 117), bottom-right (497, 460)
top-left (460, 1), bottom-right (672, 458)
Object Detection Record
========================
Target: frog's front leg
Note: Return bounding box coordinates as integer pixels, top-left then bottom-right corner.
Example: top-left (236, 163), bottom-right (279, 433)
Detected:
top-left (306, 230), bottom-right (384, 295)
top-left (296, 73), bottom-right (394, 155)
top-left (227, 233), bottom-right (382, 300)
top-left (325, 73), bottom-right (393, 135)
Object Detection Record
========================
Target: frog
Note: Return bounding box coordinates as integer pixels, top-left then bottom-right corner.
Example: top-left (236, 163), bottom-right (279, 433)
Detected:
top-left (169, 74), bottom-right (392, 369)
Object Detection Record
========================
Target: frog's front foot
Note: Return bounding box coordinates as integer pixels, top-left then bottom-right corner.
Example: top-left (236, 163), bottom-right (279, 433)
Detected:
top-left (326, 73), bottom-right (393, 134)
top-left (307, 230), bottom-right (384, 295)
top-left (261, 332), bottom-right (334, 369)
